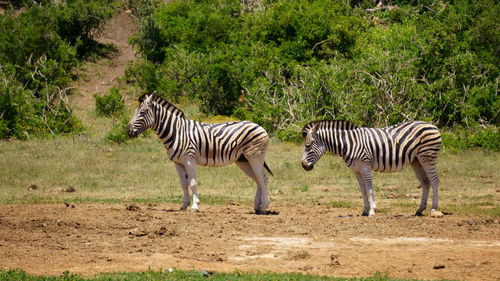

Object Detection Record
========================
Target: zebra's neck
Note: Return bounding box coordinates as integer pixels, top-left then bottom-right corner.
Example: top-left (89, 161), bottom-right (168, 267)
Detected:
top-left (313, 121), bottom-right (359, 157)
top-left (151, 100), bottom-right (186, 147)
top-left (318, 128), bottom-right (351, 157)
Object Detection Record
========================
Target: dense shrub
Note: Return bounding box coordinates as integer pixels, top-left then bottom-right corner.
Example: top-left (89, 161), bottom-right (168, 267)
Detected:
top-left (94, 88), bottom-right (125, 117)
top-left (442, 126), bottom-right (499, 152)
top-left (128, 0), bottom-right (498, 149)
top-left (105, 117), bottom-right (129, 144)
top-left (0, 0), bottom-right (116, 139)
top-left (0, 66), bottom-right (80, 139)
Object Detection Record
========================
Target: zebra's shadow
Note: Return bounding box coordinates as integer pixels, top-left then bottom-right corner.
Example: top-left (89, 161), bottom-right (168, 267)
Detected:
top-left (161, 208), bottom-right (185, 213)
top-left (159, 209), bottom-right (280, 215)
top-left (250, 210), bottom-right (280, 216)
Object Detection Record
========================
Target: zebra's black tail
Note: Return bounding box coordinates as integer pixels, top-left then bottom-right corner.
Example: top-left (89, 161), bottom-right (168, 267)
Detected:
top-left (237, 154), bottom-right (273, 176)
top-left (264, 162), bottom-right (274, 177)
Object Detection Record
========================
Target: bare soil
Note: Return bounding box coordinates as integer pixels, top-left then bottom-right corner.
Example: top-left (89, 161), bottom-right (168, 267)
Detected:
top-left (0, 203), bottom-right (499, 280)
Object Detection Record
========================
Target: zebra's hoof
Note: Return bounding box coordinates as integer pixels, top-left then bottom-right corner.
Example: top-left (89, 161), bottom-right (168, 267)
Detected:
top-left (415, 211), bottom-right (424, 216)
top-left (256, 209), bottom-right (267, 215)
top-left (190, 207), bottom-right (200, 212)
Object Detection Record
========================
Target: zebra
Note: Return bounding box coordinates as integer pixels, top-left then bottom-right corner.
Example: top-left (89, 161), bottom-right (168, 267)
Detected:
top-left (301, 120), bottom-right (442, 217)
top-left (126, 91), bottom-right (273, 214)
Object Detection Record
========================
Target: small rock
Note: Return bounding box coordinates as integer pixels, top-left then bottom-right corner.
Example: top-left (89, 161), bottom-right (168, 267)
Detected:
top-left (27, 184), bottom-right (38, 191)
top-left (64, 202), bottom-right (75, 208)
top-left (433, 263), bottom-right (445, 269)
top-left (405, 193), bottom-right (420, 199)
top-left (199, 270), bottom-right (214, 277)
top-left (385, 193), bottom-right (397, 199)
top-left (330, 254), bottom-right (341, 266)
top-left (286, 249), bottom-right (310, 260)
top-left (466, 219), bottom-right (476, 225)
top-left (430, 209), bottom-right (444, 218)
top-left (154, 226), bottom-right (179, 236)
top-left (64, 186), bottom-right (76, 193)
top-left (126, 204), bottom-right (140, 211)
top-left (384, 185), bottom-right (398, 191)
top-left (128, 227), bottom-right (148, 237)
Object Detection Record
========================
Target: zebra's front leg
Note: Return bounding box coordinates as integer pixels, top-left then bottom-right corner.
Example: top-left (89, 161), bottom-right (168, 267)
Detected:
top-left (174, 163), bottom-right (190, 210)
top-left (355, 164), bottom-right (376, 216)
top-left (362, 167), bottom-right (376, 217)
top-left (184, 158), bottom-right (200, 212)
top-left (354, 172), bottom-right (370, 216)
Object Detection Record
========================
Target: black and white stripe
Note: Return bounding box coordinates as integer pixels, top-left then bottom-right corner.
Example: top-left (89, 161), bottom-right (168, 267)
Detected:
top-left (301, 120), bottom-right (442, 216)
top-left (127, 91), bottom-right (272, 213)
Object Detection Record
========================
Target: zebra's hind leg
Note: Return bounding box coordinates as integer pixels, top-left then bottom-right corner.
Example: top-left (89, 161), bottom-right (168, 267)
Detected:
top-left (235, 161), bottom-right (262, 213)
top-left (411, 161), bottom-right (430, 216)
top-left (247, 157), bottom-right (269, 214)
top-left (421, 161), bottom-right (441, 216)
top-left (174, 163), bottom-right (190, 210)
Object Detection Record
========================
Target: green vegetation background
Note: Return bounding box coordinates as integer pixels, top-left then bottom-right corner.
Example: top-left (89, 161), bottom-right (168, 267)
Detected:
top-left (0, 0), bottom-right (498, 150)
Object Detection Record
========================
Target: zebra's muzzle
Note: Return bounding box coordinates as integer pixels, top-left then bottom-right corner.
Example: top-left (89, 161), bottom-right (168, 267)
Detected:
top-left (301, 160), bottom-right (314, 171)
top-left (126, 124), bottom-right (139, 138)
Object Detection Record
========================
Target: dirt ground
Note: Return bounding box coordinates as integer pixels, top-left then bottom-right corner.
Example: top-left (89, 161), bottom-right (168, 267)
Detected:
top-left (0, 203), bottom-right (499, 280)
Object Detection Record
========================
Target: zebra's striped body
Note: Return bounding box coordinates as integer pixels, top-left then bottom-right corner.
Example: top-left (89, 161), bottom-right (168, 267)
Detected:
top-left (127, 91), bottom-right (272, 213)
top-left (161, 118), bottom-right (269, 168)
top-left (301, 120), bottom-right (442, 216)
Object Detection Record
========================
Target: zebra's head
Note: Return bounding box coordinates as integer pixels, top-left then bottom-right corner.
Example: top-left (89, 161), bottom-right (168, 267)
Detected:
top-left (126, 91), bottom-right (157, 138)
top-left (301, 122), bottom-right (326, 171)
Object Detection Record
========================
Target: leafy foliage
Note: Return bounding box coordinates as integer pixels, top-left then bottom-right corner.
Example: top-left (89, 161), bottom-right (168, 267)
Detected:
top-left (105, 117), bottom-right (129, 144)
top-left (94, 88), bottom-right (124, 117)
top-left (128, 0), bottom-right (498, 143)
top-left (0, 0), bottom-right (116, 139)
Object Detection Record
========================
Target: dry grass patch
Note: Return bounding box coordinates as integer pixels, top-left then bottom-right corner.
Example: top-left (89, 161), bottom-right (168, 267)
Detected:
top-left (0, 136), bottom-right (498, 217)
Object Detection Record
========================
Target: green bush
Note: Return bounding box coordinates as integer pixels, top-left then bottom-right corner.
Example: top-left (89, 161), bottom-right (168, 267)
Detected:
top-left (94, 88), bottom-right (125, 117)
top-left (442, 127), bottom-right (499, 152)
top-left (105, 117), bottom-right (129, 144)
top-left (0, 67), bottom-right (81, 139)
top-left (0, 1), bottom-right (116, 139)
top-left (128, 0), bottom-right (499, 149)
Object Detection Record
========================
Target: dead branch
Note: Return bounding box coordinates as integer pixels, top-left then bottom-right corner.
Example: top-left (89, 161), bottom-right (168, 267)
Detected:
top-left (365, 5), bottom-right (398, 13)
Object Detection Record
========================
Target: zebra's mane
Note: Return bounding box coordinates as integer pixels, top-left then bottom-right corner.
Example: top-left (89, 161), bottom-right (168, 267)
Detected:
top-left (302, 120), bottom-right (360, 133)
top-left (138, 93), bottom-right (185, 119)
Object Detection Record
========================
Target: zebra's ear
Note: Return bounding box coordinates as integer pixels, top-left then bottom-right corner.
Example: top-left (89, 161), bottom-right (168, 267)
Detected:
top-left (151, 90), bottom-right (158, 98)
top-left (138, 93), bottom-right (147, 103)
top-left (311, 123), bottom-right (319, 135)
